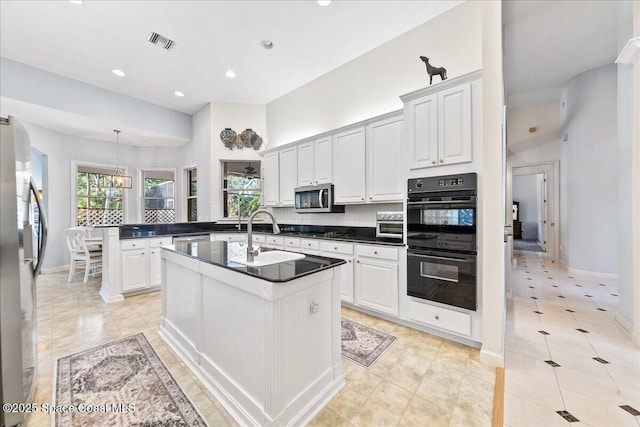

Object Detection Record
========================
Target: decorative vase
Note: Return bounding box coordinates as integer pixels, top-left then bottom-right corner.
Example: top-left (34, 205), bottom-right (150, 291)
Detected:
top-left (251, 135), bottom-right (263, 150)
top-left (240, 129), bottom-right (257, 149)
top-left (235, 134), bottom-right (244, 149)
top-left (220, 128), bottom-right (236, 150)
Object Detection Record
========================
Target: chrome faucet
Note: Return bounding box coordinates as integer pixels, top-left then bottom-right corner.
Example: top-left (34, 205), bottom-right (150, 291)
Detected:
top-left (247, 209), bottom-right (280, 262)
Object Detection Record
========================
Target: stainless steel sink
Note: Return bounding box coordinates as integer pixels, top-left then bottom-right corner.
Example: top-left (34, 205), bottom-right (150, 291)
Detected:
top-left (230, 250), bottom-right (305, 267)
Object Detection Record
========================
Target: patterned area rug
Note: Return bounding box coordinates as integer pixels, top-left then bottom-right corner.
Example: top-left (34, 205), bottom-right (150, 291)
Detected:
top-left (55, 333), bottom-right (206, 427)
top-left (341, 319), bottom-right (397, 368)
top-left (513, 239), bottom-right (544, 252)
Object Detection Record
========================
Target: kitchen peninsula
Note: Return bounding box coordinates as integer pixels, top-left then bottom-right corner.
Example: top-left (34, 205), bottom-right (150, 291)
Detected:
top-left (159, 241), bottom-right (346, 426)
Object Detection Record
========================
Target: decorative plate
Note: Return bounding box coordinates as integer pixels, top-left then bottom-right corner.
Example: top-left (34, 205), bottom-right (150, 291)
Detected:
top-left (220, 128), bottom-right (236, 149)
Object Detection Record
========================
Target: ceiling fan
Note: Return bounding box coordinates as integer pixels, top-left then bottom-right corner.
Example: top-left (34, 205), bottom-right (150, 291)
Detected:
top-left (227, 163), bottom-right (257, 180)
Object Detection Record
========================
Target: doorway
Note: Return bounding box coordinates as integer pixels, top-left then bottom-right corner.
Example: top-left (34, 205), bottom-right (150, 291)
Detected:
top-left (512, 173), bottom-right (546, 252)
top-left (507, 162), bottom-right (559, 263)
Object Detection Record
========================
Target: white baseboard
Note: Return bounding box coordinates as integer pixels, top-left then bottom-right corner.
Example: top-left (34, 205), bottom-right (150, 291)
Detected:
top-left (41, 265), bottom-right (69, 274)
top-left (480, 347), bottom-right (504, 368)
top-left (565, 265), bottom-right (619, 280)
top-left (615, 312), bottom-right (634, 334)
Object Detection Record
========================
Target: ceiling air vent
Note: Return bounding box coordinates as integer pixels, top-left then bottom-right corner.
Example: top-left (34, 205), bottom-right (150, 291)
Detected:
top-left (147, 32), bottom-right (175, 51)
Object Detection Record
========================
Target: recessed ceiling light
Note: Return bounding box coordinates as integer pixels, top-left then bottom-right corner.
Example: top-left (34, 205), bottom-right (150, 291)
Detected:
top-left (261, 39), bottom-right (274, 50)
top-left (317, 0), bottom-right (332, 6)
top-left (68, 0), bottom-right (84, 4)
top-left (111, 69), bottom-right (125, 77)
top-left (225, 70), bottom-right (236, 79)
top-left (174, 91), bottom-right (185, 97)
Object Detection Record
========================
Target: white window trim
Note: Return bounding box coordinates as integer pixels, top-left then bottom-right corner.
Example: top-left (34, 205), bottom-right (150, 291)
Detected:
top-left (220, 160), bottom-right (262, 220)
top-left (137, 167), bottom-right (178, 223)
top-left (182, 164), bottom-right (197, 223)
top-left (71, 160), bottom-right (128, 226)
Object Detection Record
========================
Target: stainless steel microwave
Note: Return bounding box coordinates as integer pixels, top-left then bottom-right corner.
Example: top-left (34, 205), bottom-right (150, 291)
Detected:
top-left (294, 184), bottom-right (345, 213)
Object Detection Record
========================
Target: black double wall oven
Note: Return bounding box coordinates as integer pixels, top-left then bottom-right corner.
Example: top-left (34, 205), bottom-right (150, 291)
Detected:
top-left (407, 173), bottom-right (478, 311)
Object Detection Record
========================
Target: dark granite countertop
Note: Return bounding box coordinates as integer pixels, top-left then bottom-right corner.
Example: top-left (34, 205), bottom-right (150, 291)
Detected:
top-left (163, 241), bottom-right (345, 283)
top-left (119, 222), bottom-right (404, 247)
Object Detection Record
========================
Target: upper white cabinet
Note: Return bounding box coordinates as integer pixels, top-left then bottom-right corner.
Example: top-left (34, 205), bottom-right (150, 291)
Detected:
top-left (402, 72), bottom-right (478, 170)
top-left (366, 115), bottom-right (404, 202)
top-left (297, 136), bottom-right (333, 187)
top-left (438, 83), bottom-right (472, 165)
top-left (279, 146), bottom-right (297, 206)
top-left (333, 126), bottom-right (366, 204)
top-left (262, 151), bottom-right (279, 207)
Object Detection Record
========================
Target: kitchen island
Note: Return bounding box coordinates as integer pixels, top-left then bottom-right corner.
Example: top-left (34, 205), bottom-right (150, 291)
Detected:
top-left (159, 241), bottom-right (346, 426)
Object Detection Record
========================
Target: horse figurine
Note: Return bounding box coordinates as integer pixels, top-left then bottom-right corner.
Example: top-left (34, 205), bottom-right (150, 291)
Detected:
top-left (420, 56), bottom-right (447, 85)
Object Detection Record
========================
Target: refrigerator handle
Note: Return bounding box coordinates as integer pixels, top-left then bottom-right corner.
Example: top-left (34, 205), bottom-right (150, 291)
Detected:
top-left (30, 179), bottom-right (47, 278)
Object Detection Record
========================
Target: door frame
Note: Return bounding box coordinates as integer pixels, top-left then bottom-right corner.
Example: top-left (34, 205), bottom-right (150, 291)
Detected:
top-left (508, 161), bottom-right (560, 263)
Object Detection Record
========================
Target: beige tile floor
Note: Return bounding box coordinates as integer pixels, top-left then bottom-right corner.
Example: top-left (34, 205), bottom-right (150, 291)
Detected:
top-left (25, 271), bottom-right (495, 427)
top-left (505, 249), bottom-right (640, 427)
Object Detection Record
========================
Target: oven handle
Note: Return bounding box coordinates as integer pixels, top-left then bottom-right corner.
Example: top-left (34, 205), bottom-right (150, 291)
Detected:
top-left (407, 199), bottom-right (475, 205)
top-left (408, 253), bottom-right (474, 263)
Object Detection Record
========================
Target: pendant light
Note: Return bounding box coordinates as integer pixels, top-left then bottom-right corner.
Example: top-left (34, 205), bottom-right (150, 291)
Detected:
top-left (99, 130), bottom-right (132, 189)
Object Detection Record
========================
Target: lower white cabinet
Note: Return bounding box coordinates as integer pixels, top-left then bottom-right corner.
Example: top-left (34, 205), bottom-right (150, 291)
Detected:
top-left (214, 233), bottom-right (246, 242)
top-left (121, 248), bottom-right (148, 292)
top-left (320, 241), bottom-right (355, 304)
top-left (121, 237), bottom-right (171, 292)
top-left (354, 245), bottom-right (399, 316)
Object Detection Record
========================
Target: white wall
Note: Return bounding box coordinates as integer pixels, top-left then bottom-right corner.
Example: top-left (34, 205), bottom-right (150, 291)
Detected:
top-left (23, 122), bottom-right (185, 270)
top-left (560, 64), bottom-right (618, 274)
top-left (616, 0), bottom-right (636, 331)
top-left (1, 57), bottom-right (192, 142)
top-left (210, 103), bottom-right (267, 220)
top-left (513, 174), bottom-right (541, 240)
top-left (507, 102), bottom-right (561, 164)
top-left (266, 1), bottom-right (482, 147)
top-left (183, 104), bottom-right (212, 221)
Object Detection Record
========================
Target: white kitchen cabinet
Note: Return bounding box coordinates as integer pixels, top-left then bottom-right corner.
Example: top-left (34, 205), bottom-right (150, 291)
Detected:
top-left (405, 94), bottom-right (438, 169)
top-left (402, 76), bottom-right (475, 170)
top-left (121, 237), bottom-right (171, 292)
top-left (297, 136), bottom-right (333, 187)
top-left (354, 245), bottom-right (399, 316)
top-left (262, 151), bottom-right (279, 207)
top-left (279, 146), bottom-right (297, 206)
top-left (299, 239), bottom-right (320, 255)
top-left (149, 247), bottom-right (163, 287)
top-left (214, 233), bottom-right (246, 242)
top-left (121, 248), bottom-right (148, 292)
top-left (438, 82), bottom-right (472, 165)
top-left (366, 115), bottom-right (404, 202)
top-left (320, 241), bottom-right (355, 303)
top-left (333, 127), bottom-right (366, 204)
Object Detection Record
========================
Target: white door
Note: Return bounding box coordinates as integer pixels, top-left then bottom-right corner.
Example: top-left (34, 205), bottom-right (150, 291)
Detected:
top-left (313, 136), bottom-right (333, 184)
top-left (297, 141), bottom-right (314, 187)
top-left (355, 258), bottom-right (399, 316)
top-left (406, 94), bottom-right (438, 169)
top-left (539, 174), bottom-right (548, 252)
top-left (121, 249), bottom-right (148, 292)
top-left (438, 82), bottom-right (472, 166)
top-left (279, 146), bottom-right (297, 206)
top-left (148, 248), bottom-right (162, 286)
top-left (262, 151), bottom-right (279, 207)
top-left (366, 115), bottom-right (404, 202)
top-left (333, 127), bottom-right (366, 203)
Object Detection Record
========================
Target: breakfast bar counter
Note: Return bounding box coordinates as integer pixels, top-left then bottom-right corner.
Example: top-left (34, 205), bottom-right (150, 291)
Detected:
top-left (159, 241), bottom-right (346, 427)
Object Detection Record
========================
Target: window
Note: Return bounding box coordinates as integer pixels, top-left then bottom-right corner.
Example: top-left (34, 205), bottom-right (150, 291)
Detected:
top-left (187, 168), bottom-right (197, 222)
top-left (143, 170), bottom-right (175, 223)
top-left (76, 166), bottom-right (124, 226)
top-left (222, 161), bottom-right (261, 219)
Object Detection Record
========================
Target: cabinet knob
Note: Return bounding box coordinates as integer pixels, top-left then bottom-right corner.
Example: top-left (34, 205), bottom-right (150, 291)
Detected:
top-left (369, 197), bottom-right (372, 200)
top-left (334, 247), bottom-right (338, 250)
top-left (440, 159), bottom-right (444, 163)
top-left (435, 315), bottom-right (440, 320)
top-left (432, 161), bottom-right (436, 165)
top-left (348, 260), bottom-right (352, 263)
top-left (361, 197), bottom-right (364, 200)
top-left (374, 251), bottom-right (378, 254)
top-left (356, 260), bottom-right (360, 263)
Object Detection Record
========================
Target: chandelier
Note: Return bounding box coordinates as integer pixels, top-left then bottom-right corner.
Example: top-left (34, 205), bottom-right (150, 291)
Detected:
top-left (98, 129), bottom-right (132, 189)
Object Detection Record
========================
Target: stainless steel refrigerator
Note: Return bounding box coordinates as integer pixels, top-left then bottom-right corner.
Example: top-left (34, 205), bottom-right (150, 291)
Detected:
top-left (1, 116), bottom-right (48, 427)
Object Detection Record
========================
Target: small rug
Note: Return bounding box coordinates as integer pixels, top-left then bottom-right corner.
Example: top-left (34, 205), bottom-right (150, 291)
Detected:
top-left (513, 239), bottom-right (544, 252)
top-left (341, 319), bottom-right (397, 368)
top-left (55, 333), bottom-right (206, 427)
